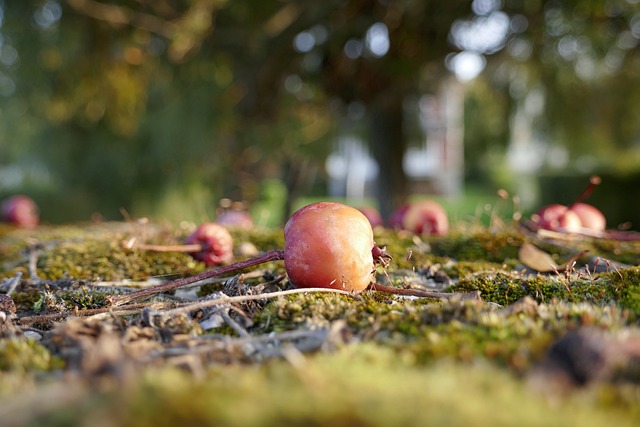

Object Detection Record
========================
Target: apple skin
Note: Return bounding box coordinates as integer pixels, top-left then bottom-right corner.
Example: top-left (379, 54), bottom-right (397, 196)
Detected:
top-left (184, 222), bottom-right (234, 266)
top-left (357, 206), bottom-right (383, 228)
top-left (533, 203), bottom-right (605, 232)
top-left (284, 202), bottom-right (375, 292)
top-left (532, 204), bottom-right (582, 232)
top-left (0, 195), bottom-right (39, 228)
top-left (402, 200), bottom-right (449, 236)
top-left (570, 203), bottom-right (606, 232)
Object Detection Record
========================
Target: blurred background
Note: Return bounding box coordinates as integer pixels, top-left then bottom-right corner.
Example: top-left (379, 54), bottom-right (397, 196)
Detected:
top-left (1, 0), bottom-right (640, 228)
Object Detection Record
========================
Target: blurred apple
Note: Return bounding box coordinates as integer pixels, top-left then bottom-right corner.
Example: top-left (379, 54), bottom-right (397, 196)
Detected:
top-left (1, 195), bottom-right (39, 228)
top-left (532, 175), bottom-right (607, 233)
top-left (184, 222), bottom-right (234, 266)
top-left (570, 202), bottom-right (606, 232)
top-left (401, 200), bottom-right (449, 236)
top-left (532, 204), bottom-right (588, 233)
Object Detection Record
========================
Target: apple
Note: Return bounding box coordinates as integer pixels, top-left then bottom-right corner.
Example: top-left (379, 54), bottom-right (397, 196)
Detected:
top-left (570, 203), bottom-right (606, 232)
top-left (1, 195), bottom-right (39, 228)
top-left (284, 202), bottom-right (375, 292)
top-left (401, 200), bottom-right (449, 236)
top-left (184, 222), bottom-right (234, 266)
top-left (532, 204), bottom-right (582, 232)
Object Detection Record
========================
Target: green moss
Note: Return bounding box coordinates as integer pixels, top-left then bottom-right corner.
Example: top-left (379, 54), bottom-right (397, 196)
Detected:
top-left (449, 267), bottom-right (640, 319)
top-left (0, 338), bottom-right (63, 372)
top-left (430, 230), bottom-right (524, 262)
top-left (9, 347), bottom-right (640, 427)
top-left (228, 227), bottom-right (285, 252)
top-left (596, 267), bottom-right (640, 316)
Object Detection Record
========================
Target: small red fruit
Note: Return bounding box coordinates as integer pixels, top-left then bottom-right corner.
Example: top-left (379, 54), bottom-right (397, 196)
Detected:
top-left (184, 222), bottom-right (234, 266)
top-left (570, 203), bottom-right (606, 232)
top-left (284, 202), bottom-right (375, 292)
top-left (402, 200), bottom-right (449, 236)
top-left (1, 195), bottom-right (39, 228)
top-left (533, 204), bottom-right (582, 232)
top-left (532, 175), bottom-right (607, 233)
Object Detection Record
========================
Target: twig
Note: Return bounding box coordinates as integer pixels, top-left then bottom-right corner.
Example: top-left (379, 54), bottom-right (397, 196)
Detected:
top-left (122, 238), bottom-right (203, 253)
top-left (16, 302), bottom-right (178, 325)
top-left (368, 283), bottom-right (480, 300)
top-left (107, 249), bottom-right (285, 307)
top-left (28, 246), bottom-right (41, 280)
top-left (156, 287), bottom-right (352, 319)
top-left (1, 272), bottom-right (23, 296)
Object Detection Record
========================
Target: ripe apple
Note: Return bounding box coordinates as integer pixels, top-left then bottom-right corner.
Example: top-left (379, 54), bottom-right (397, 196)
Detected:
top-left (284, 202), bottom-right (375, 292)
top-left (532, 203), bottom-right (606, 233)
top-left (0, 195), bottom-right (39, 228)
top-left (570, 202), bottom-right (606, 232)
top-left (533, 175), bottom-right (607, 233)
top-left (401, 200), bottom-right (449, 236)
top-left (184, 222), bottom-right (234, 266)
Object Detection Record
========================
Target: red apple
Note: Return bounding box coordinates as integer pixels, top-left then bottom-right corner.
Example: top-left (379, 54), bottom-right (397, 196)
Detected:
top-left (284, 202), bottom-right (375, 292)
top-left (532, 204), bottom-right (582, 232)
top-left (1, 195), bottom-right (39, 228)
top-left (184, 222), bottom-right (234, 266)
top-left (402, 200), bottom-right (449, 236)
top-left (570, 203), bottom-right (606, 232)
top-left (358, 206), bottom-right (383, 228)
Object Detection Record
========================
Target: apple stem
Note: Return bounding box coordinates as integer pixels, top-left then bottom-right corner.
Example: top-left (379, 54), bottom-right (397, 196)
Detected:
top-left (123, 239), bottom-right (204, 253)
top-left (372, 245), bottom-right (393, 268)
top-left (568, 175), bottom-right (601, 209)
top-left (107, 249), bottom-right (285, 307)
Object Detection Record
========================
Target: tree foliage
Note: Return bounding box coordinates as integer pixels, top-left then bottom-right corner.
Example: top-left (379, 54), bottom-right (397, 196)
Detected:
top-left (1, 0), bottom-right (640, 223)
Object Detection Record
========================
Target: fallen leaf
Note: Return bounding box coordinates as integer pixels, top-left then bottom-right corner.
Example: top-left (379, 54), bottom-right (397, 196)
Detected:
top-left (518, 243), bottom-right (560, 273)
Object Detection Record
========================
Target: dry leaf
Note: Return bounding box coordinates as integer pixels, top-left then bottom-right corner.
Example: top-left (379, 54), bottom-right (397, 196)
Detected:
top-left (518, 243), bottom-right (560, 273)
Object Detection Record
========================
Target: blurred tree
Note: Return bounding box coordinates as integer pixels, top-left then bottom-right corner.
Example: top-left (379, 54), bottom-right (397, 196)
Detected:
top-left (2, 0), bottom-right (640, 224)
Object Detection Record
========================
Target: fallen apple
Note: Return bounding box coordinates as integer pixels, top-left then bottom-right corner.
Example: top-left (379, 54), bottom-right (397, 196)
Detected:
top-left (284, 202), bottom-right (375, 292)
top-left (0, 195), bottom-right (39, 228)
top-left (402, 200), bottom-right (449, 236)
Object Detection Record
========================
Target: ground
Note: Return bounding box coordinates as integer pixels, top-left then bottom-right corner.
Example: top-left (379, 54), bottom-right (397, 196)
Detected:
top-left (1, 217), bottom-right (639, 426)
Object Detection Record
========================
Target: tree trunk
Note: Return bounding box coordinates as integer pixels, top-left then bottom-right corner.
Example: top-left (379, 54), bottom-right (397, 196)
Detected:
top-left (369, 94), bottom-right (408, 221)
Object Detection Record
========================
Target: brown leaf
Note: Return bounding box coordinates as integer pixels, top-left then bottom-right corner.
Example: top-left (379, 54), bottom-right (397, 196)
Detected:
top-left (518, 243), bottom-right (560, 273)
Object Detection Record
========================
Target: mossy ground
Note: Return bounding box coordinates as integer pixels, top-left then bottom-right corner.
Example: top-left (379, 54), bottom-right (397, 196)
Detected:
top-left (1, 220), bottom-right (639, 425)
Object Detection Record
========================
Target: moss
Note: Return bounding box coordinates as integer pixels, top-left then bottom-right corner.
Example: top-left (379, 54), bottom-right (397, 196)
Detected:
top-left (55, 286), bottom-right (109, 310)
top-left (449, 267), bottom-right (640, 319)
top-left (596, 267), bottom-right (640, 317)
top-left (430, 230), bottom-right (524, 262)
top-left (8, 347), bottom-right (640, 427)
top-left (10, 289), bottom-right (42, 312)
top-left (0, 338), bottom-right (63, 372)
top-left (228, 227), bottom-right (285, 252)
top-left (3, 220), bottom-right (640, 425)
